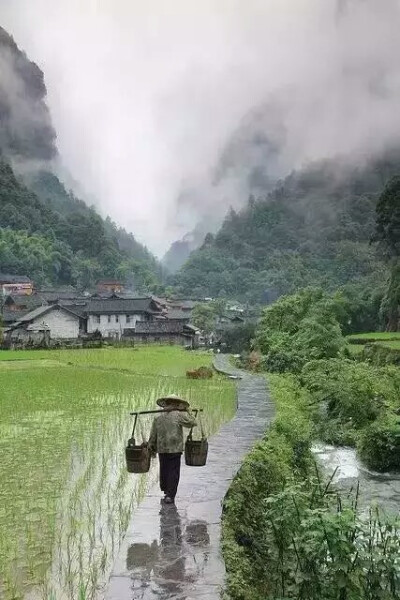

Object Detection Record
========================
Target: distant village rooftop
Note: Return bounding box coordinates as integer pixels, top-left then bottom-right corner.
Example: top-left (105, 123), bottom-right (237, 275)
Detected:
top-left (86, 297), bottom-right (163, 315)
top-left (0, 273), bottom-right (31, 283)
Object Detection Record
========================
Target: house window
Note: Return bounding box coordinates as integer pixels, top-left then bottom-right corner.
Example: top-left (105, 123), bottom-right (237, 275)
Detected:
top-left (116, 315), bottom-right (119, 323)
top-left (95, 315), bottom-right (100, 324)
top-left (108, 315), bottom-right (112, 323)
top-left (126, 315), bottom-right (131, 324)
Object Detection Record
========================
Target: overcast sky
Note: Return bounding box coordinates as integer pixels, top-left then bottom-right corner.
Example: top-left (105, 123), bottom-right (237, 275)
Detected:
top-left (1, 0), bottom-right (400, 255)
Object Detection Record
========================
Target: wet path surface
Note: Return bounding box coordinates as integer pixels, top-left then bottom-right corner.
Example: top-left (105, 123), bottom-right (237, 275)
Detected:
top-left (106, 355), bottom-right (274, 600)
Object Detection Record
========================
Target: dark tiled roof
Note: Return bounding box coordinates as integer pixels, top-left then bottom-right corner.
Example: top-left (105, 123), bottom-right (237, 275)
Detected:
top-left (4, 294), bottom-right (45, 309)
top-left (86, 297), bottom-right (162, 315)
top-left (0, 273), bottom-right (31, 283)
top-left (9, 304), bottom-right (82, 328)
top-left (39, 290), bottom-right (85, 302)
top-left (2, 310), bottom-right (25, 324)
top-left (177, 300), bottom-right (197, 310)
top-left (10, 305), bottom-right (53, 324)
top-left (165, 309), bottom-right (191, 321)
top-left (60, 303), bottom-right (87, 318)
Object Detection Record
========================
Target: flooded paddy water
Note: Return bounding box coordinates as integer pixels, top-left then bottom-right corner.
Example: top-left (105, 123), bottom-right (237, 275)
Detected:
top-left (0, 348), bottom-right (236, 600)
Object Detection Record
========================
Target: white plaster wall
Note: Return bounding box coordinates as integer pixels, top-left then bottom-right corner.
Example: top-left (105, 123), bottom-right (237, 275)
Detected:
top-left (87, 313), bottom-right (143, 336)
top-left (33, 310), bottom-right (80, 339)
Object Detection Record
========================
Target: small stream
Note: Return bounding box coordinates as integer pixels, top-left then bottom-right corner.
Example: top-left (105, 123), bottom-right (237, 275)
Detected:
top-left (313, 444), bottom-right (400, 514)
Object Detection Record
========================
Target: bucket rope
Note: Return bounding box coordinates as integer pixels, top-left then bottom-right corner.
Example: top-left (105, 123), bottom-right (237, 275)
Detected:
top-left (138, 416), bottom-right (147, 444)
top-left (198, 412), bottom-right (206, 440)
top-left (188, 410), bottom-right (206, 441)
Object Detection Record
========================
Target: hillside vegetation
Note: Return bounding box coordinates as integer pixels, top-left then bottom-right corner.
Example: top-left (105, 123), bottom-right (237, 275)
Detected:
top-left (0, 162), bottom-right (161, 289)
top-left (174, 154), bottom-right (400, 303)
top-left (0, 26), bottom-right (161, 291)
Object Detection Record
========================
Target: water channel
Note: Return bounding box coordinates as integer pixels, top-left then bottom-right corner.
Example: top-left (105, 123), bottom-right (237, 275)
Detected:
top-left (313, 444), bottom-right (400, 515)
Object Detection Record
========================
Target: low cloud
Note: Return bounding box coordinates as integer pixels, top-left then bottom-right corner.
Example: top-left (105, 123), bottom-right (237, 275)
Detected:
top-left (2, 0), bottom-right (400, 254)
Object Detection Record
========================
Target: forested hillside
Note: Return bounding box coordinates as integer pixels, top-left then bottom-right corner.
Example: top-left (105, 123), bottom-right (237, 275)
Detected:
top-left (0, 26), bottom-right (161, 291)
top-left (174, 152), bottom-right (399, 303)
top-left (0, 162), bottom-right (161, 289)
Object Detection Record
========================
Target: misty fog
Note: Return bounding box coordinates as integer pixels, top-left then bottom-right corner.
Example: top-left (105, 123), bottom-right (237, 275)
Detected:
top-left (1, 0), bottom-right (400, 255)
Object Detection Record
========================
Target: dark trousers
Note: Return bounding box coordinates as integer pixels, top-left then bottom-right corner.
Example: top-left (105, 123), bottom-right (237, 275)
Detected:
top-left (159, 453), bottom-right (182, 499)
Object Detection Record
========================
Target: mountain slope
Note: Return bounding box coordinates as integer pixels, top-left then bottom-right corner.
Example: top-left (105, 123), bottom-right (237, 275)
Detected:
top-left (0, 26), bottom-right (161, 291)
top-left (174, 152), bottom-right (398, 303)
top-left (0, 161), bottom-right (161, 289)
top-left (0, 25), bottom-right (56, 161)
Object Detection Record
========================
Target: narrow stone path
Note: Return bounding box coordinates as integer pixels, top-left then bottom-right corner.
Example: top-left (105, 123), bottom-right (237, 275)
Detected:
top-left (106, 355), bottom-right (275, 600)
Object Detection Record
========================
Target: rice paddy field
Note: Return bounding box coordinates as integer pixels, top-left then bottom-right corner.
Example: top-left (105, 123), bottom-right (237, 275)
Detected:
top-left (0, 346), bottom-right (236, 600)
top-left (346, 332), bottom-right (400, 342)
top-left (347, 332), bottom-right (400, 355)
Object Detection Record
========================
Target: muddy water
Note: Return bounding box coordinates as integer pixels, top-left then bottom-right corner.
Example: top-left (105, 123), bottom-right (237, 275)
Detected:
top-left (313, 444), bottom-right (400, 514)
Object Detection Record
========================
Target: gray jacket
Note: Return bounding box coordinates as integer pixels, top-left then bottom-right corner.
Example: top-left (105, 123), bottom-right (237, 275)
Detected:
top-left (148, 410), bottom-right (197, 454)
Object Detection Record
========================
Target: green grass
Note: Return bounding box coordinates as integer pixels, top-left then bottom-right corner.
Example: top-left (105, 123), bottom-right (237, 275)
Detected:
top-left (0, 347), bottom-right (235, 600)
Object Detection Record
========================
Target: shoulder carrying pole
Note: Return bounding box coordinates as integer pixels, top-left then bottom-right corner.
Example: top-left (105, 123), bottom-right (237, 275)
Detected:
top-left (129, 408), bottom-right (203, 416)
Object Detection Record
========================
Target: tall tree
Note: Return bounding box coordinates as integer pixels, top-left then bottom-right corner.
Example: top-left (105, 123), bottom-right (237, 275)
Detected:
top-left (191, 303), bottom-right (215, 335)
top-left (374, 177), bottom-right (400, 331)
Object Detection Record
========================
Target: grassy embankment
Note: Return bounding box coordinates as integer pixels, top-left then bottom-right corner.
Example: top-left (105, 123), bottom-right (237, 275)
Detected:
top-left (222, 373), bottom-right (400, 600)
top-left (0, 346), bottom-right (236, 600)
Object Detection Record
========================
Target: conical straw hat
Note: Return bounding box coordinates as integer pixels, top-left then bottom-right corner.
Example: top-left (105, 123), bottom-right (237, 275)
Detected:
top-left (156, 394), bottom-right (189, 409)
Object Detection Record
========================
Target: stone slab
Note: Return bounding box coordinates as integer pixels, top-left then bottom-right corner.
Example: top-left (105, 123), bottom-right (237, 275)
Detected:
top-left (104, 355), bottom-right (274, 599)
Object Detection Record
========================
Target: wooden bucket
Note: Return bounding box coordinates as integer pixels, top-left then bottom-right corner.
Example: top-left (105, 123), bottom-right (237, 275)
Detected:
top-left (185, 434), bottom-right (208, 467)
top-left (125, 439), bottom-right (151, 473)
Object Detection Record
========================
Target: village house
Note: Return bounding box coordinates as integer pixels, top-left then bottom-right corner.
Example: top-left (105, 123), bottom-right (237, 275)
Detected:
top-left (85, 297), bottom-right (165, 339)
top-left (0, 274), bottom-right (33, 296)
top-left (2, 294), bottom-right (203, 347)
top-left (3, 294), bottom-right (44, 315)
top-left (5, 304), bottom-right (85, 344)
top-left (1, 293), bottom-right (46, 329)
top-left (131, 321), bottom-right (199, 347)
top-left (96, 279), bottom-right (124, 295)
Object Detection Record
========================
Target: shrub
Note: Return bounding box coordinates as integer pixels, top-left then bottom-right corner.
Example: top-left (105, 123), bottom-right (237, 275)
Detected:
top-left (293, 315), bottom-right (346, 360)
top-left (251, 480), bottom-right (400, 600)
top-left (255, 289), bottom-right (347, 373)
top-left (362, 342), bottom-right (400, 366)
top-left (301, 359), bottom-right (387, 429)
top-left (261, 347), bottom-right (303, 373)
top-left (358, 415), bottom-right (400, 471)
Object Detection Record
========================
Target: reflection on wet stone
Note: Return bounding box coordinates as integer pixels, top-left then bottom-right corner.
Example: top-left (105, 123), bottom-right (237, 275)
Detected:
top-left (125, 507), bottom-right (210, 595)
top-left (155, 504), bottom-right (186, 591)
top-left (185, 521), bottom-right (210, 547)
top-left (107, 355), bottom-right (274, 599)
top-left (126, 541), bottom-right (158, 571)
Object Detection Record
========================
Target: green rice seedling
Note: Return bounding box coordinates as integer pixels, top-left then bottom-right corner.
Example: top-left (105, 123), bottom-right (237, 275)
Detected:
top-left (0, 346), bottom-right (235, 599)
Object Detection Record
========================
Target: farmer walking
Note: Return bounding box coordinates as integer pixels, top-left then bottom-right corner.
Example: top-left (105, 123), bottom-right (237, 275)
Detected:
top-left (148, 394), bottom-right (197, 504)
